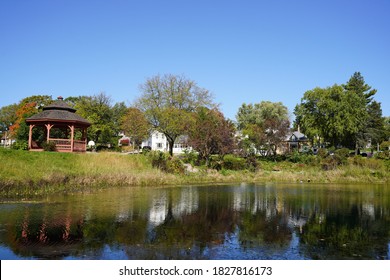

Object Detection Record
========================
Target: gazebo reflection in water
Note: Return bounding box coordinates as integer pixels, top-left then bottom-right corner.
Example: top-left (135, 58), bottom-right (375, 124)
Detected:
top-left (26, 96), bottom-right (91, 152)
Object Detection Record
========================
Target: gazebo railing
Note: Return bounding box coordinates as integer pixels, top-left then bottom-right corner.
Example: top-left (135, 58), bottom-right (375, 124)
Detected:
top-left (73, 140), bottom-right (87, 152)
top-left (49, 138), bottom-right (86, 152)
top-left (50, 138), bottom-right (72, 151)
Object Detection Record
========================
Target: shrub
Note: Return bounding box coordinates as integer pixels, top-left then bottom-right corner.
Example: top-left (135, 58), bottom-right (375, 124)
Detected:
top-left (222, 154), bottom-right (247, 170)
top-left (209, 155), bottom-right (223, 170)
top-left (317, 148), bottom-right (328, 159)
top-left (149, 151), bottom-right (168, 169)
top-left (321, 156), bottom-right (338, 170)
top-left (148, 151), bottom-right (185, 174)
top-left (11, 140), bottom-right (29, 150)
top-left (42, 141), bottom-right (57, 152)
top-left (181, 150), bottom-right (198, 165)
top-left (287, 151), bottom-right (317, 165)
top-left (376, 150), bottom-right (390, 160)
top-left (333, 148), bottom-right (350, 165)
top-left (379, 141), bottom-right (390, 151)
top-left (165, 156), bottom-right (185, 174)
top-left (245, 155), bottom-right (259, 172)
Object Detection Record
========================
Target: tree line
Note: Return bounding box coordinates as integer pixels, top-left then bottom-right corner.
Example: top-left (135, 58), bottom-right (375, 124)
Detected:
top-left (1, 72), bottom-right (389, 159)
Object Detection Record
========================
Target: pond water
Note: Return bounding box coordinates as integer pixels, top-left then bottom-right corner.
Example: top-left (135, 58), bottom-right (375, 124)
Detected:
top-left (0, 183), bottom-right (389, 260)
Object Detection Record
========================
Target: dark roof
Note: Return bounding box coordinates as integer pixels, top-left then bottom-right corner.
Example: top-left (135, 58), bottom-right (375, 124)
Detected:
top-left (43, 97), bottom-right (77, 113)
top-left (286, 131), bottom-right (308, 142)
top-left (26, 97), bottom-right (91, 126)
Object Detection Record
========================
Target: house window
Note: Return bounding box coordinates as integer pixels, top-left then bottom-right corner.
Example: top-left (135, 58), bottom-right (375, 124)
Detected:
top-left (157, 143), bottom-right (163, 148)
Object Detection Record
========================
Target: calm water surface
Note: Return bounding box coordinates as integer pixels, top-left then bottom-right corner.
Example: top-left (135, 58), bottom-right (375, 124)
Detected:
top-left (0, 183), bottom-right (389, 260)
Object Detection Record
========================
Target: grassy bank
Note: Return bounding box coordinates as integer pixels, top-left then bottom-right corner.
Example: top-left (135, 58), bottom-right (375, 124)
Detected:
top-left (0, 148), bottom-right (389, 197)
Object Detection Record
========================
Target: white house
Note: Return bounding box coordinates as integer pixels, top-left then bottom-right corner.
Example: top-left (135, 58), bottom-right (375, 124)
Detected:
top-left (141, 130), bottom-right (191, 154)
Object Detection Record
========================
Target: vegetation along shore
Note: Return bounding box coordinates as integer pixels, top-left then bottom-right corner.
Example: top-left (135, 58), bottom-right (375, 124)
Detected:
top-left (1, 72), bottom-right (389, 198)
top-left (0, 148), bottom-right (389, 198)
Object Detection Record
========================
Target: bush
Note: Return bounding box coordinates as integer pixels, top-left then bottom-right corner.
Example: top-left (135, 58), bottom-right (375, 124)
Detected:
top-left (376, 150), bottom-right (390, 160)
top-left (321, 156), bottom-right (339, 170)
top-left (42, 141), bottom-right (57, 152)
top-left (209, 155), bottom-right (223, 170)
top-left (222, 154), bottom-right (247, 170)
top-left (317, 148), bottom-right (328, 159)
top-left (181, 150), bottom-right (198, 165)
top-left (245, 155), bottom-right (259, 172)
top-left (149, 151), bottom-right (168, 169)
top-left (148, 151), bottom-right (184, 174)
top-left (165, 156), bottom-right (185, 174)
top-left (333, 148), bottom-right (350, 165)
top-left (379, 141), bottom-right (390, 151)
top-left (11, 140), bottom-right (29, 150)
top-left (286, 150), bottom-right (317, 165)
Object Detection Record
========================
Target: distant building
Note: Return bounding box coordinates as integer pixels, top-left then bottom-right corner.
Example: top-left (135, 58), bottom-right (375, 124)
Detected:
top-left (141, 130), bottom-right (191, 154)
top-left (285, 131), bottom-right (309, 153)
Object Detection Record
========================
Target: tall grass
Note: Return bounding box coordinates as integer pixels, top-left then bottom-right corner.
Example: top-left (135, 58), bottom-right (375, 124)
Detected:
top-left (0, 148), bottom-right (388, 197)
top-left (0, 149), bottom-right (174, 196)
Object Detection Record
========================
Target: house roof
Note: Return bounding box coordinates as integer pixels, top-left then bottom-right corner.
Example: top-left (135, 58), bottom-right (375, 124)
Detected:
top-left (286, 131), bottom-right (308, 142)
top-left (26, 97), bottom-right (91, 126)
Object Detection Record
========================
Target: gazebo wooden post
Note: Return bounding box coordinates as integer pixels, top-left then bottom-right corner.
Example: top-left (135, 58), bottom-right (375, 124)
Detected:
top-left (45, 124), bottom-right (54, 142)
top-left (28, 124), bottom-right (35, 150)
top-left (82, 127), bottom-right (87, 147)
top-left (69, 125), bottom-right (75, 152)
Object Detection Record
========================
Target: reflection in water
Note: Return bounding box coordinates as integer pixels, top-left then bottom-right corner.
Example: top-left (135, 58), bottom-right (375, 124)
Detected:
top-left (0, 184), bottom-right (389, 259)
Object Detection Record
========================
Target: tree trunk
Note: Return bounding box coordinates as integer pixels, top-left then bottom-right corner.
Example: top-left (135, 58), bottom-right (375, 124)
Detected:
top-left (167, 137), bottom-right (175, 156)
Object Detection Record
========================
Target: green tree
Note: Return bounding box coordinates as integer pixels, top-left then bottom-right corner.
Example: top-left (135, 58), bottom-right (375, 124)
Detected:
top-left (135, 74), bottom-right (214, 156)
top-left (343, 72), bottom-right (377, 104)
top-left (74, 93), bottom-right (115, 144)
top-left (294, 85), bottom-right (367, 148)
top-left (121, 107), bottom-right (151, 148)
top-left (0, 103), bottom-right (18, 136)
top-left (236, 101), bottom-right (290, 157)
top-left (111, 102), bottom-right (128, 135)
top-left (365, 101), bottom-right (385, 146)
top-left (384, 116), bottom-right (390, 141)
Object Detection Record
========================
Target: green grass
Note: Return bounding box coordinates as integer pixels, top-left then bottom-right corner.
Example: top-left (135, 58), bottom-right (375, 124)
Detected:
top-left (0, 148), bottom-right (389, 197)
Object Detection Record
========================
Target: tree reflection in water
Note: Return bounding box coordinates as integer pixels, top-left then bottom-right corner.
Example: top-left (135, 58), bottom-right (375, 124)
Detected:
top-left (0, 184), bottom-right (389, 259)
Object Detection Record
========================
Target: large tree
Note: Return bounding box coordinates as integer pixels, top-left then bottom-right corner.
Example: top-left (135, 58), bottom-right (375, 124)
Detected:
top-left (9, 95), bottom-right (53, 141)
top-left (294, 85), bottom-right (367, 148)
top-left (121, 107), bottom-right (151, 149)
top-left (188, 107), bottom-right (236, 165)
top-left (296, 72), bottom-right (385, 149)
top-left (74, 93), bottom-right (117, 144)
top-left (135, 74), bottom-right (214, 155)
top-left (236, 101), bottom-right (290, 157)
top-left (343, 72), bottom-right (385, 147)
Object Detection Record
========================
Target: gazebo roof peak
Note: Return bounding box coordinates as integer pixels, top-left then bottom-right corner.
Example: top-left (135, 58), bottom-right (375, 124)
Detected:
top-left (43, 96), bottom-right (76, 113)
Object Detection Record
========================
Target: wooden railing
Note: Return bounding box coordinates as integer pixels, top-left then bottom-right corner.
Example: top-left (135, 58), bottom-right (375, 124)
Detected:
top-left (73, 140), bottom-right (87, 152)
top-left (49, 138), bottom-right (86, 152)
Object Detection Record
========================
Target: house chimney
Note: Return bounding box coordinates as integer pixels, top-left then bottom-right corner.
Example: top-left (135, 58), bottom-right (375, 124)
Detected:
top-left (58, 96), bottom-right (63, 100)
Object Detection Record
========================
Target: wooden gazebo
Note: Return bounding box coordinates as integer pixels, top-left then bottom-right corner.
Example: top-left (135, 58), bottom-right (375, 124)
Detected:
top-left (26, 97), bottom-right (91, 152)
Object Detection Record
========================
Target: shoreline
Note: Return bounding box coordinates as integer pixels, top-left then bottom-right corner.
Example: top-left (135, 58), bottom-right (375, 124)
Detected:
top-left (1, 149), bottom-right (389, 198)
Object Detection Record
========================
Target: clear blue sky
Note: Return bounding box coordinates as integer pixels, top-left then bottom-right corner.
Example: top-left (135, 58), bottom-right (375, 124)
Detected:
top-left (1, 0), bottom-right (389, 121)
